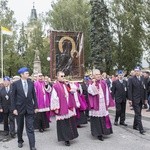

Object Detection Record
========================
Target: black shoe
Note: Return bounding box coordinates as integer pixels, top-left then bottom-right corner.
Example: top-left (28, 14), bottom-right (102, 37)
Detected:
top-left (4, 131), bottom-right (9, 136)
top-left (39, 129), bottom-right (44, 133)
top-left (18, 143), bottom-right (23, 148)
top-left (65, 141), bottom-right (70, 146)
top-left (10, 133), bottom-right (16, 138)
top-left (120, 122), bottom-right (128, 126)
top-left (114, 121), bottom-right (118, 126)
top-left (31, 147), bottom-right (37, 150)
top-left (133, 127), bottom-right (139, 131)
top-left (98, 135), bottom-right (104, 141)
top-left (140, 130), bottom-right (146, 135)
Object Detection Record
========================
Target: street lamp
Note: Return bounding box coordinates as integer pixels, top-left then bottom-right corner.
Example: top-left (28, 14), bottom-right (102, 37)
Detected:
top-left (47, 57), bottom-right (51, 61)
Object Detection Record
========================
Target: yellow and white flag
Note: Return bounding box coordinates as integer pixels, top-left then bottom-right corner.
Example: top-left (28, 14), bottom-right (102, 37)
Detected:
top-left (1, 26), bottom-right (13, 36)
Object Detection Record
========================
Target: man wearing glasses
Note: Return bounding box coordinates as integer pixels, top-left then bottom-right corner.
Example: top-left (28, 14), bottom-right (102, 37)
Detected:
top-left (50, 71), bottom-right (78, 146)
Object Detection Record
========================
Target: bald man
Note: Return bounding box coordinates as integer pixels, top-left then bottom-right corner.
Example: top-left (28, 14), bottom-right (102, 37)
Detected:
top-left (88, 69), bottom-right (114, 141)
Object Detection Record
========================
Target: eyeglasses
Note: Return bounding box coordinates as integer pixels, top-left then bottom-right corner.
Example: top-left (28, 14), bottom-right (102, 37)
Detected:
top-left (61, 75), bottom-right (65, 77)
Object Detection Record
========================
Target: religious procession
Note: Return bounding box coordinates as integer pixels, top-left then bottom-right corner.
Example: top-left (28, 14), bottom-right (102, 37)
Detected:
top-left (0, 0), bottom-right (150, 150)
top-left (0, 66), bottom-right (150, 150)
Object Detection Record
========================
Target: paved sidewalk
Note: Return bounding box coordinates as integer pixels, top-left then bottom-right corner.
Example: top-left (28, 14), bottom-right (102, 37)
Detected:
top-left (109, 100), bottom-right (150, 120)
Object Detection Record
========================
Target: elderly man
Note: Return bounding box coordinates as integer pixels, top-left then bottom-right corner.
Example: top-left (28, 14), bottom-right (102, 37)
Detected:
top-left (128, 67), bottom-right (147, 134)
top-left (50, 71), bottom-right (78, 146)
top-left (88, 69), bottom-right (114, 141)
top-left (11, 67), bottom-right (38, 150)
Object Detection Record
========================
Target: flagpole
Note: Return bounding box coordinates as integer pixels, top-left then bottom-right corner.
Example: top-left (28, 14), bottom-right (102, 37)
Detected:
top-left (1, 31), bottom-right (3, 79)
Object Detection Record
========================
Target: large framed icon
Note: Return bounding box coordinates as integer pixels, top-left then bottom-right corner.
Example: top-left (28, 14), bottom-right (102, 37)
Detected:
top-left (49, 30), bottom-right (84, 80)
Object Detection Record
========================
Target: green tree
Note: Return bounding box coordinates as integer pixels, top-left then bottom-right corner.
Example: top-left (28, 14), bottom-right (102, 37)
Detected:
top-left (110, 0), bottom-right (145, 72)
top-left (0, 0), bottom-right (19, 77)
top-left (46, 0), bottom-right (91, 67)
top-left (90, 0), bottom-right (112, 73)
top-left (22, 14), bottom-right (50, 75)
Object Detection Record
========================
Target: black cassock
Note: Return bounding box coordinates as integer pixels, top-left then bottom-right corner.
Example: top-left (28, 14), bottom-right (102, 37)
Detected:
top-left (57, 116), bottom-right (79, 142)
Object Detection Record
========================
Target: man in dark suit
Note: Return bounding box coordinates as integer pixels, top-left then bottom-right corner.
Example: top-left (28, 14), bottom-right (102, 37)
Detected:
top-left (128, 67), bottom-right (147, 135)
top-left (111, 70), bottom-right (128, 126)
top-left (0, 76), bottom-right (15, 137)
top-left (11, 67), bottom-right (38, 150)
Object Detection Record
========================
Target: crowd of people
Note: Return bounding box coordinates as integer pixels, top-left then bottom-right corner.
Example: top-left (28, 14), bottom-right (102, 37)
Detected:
top-left (0, 66), bottom-right (150, 150)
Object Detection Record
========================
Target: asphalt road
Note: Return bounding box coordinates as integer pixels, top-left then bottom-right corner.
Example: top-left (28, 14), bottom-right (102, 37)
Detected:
top-left (0, 112), bottom-right (150, 150)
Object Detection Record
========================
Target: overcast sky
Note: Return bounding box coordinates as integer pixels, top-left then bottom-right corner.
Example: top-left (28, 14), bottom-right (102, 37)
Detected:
top-left (8, 0), bottom-right (53, 23)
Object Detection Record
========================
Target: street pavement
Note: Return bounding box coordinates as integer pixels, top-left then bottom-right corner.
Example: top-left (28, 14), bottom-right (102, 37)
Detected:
top-left (0, 106), bottom-right (150, 150)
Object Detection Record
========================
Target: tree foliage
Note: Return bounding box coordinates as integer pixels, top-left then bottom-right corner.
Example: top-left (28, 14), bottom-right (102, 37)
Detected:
top-left (0, 0), bottom-right (18, 77)
top-left (90, 0), bottom-right (112, 73)
top-left (110, 0), bottom-right (146, 72)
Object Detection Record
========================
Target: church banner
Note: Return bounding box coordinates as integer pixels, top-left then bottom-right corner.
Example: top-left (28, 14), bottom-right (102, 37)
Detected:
top-left (49, 30), bottom-right (84, 80)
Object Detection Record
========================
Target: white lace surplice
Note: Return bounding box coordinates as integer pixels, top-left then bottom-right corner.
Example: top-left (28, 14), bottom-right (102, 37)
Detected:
top-left (88, 83), bottom-right (109, 117)
top-left (69, 83), bottom-right (80, 108)
top-left (50, 84), bottom-right (76, 120)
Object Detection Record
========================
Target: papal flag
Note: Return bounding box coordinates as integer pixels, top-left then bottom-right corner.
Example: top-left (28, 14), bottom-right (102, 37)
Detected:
top-left (1, 26), bottom-right (13, 36)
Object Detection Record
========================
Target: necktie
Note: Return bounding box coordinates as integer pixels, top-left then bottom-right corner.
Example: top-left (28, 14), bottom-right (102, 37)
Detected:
top-left (6, 87), bottom-right (9, 93)
top-left (23, 81), bottom-right (28, 96)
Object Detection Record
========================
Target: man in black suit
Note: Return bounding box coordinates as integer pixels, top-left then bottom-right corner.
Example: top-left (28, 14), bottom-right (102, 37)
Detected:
top-left (11, 67), bottom-right (38, 150)
top-left (111, 70), bottom-right (128, 126)
top-left (0, 76), bottom-right (15, 137)
top-left (128, 67), bottom-right (147, 135)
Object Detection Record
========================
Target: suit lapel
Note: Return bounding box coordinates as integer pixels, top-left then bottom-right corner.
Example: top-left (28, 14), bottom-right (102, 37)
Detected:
top-left (3, 87), bottom-right (7, 95)
top-left (19, 79), bottom-right (26, 97)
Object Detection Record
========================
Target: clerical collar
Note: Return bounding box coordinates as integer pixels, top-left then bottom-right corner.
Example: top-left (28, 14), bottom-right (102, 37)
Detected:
top-left (58, 81), bottom-right (65, 84)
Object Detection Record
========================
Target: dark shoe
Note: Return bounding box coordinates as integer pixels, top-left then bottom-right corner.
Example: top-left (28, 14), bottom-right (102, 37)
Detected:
top-left (10, 133), bottom-right (16, 138)
top-left (98, 135), bottom-right (104, 141)
top-left (114, 121), bottom-right (118, 126)
top-left (18, 143), bottom-right (23, 148)
top-left (65, 141), bottom-right (70, 146)
top-left (120, 122), bottom-right (128, 126)
top-left (39, 129), bottom-right (43, 133)
top-left (133, 127), bottom-right (139, 131)
top-left (77, 125), bottom-right (81, 128)
top-left (146, 109), bottom-right (150, 112)
top-left (4, 131), bottom-right (9, 136)
top-left (31, 147), bottom-right (37, 150)
top-left (140, 130), bottom-right (146, 135)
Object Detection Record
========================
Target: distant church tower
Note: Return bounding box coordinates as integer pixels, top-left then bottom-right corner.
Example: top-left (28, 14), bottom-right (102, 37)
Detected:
top-left (30, 2), bottom-right (37, 22)
top-left (26, 2), bottom-right (38, 43)
top-left (27, 3), bottom-right (42, 75)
